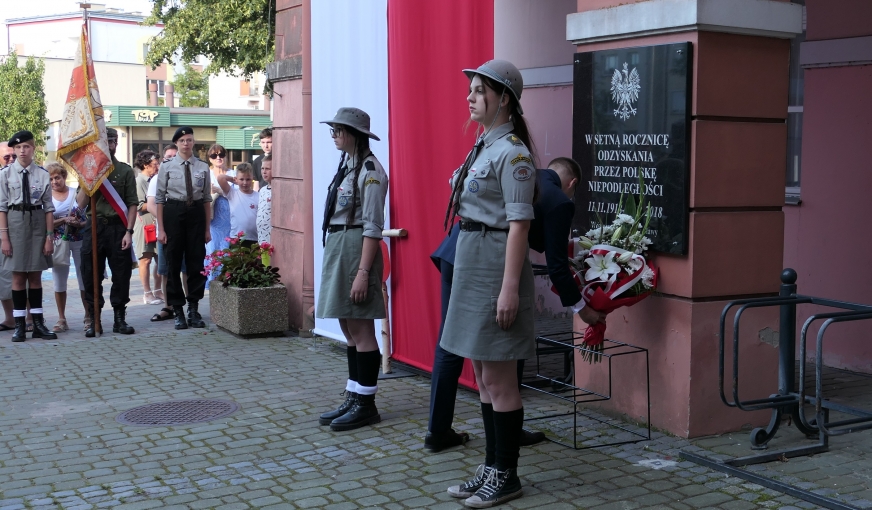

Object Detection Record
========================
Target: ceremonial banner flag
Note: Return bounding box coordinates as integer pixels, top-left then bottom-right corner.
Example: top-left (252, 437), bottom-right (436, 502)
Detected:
top-left (56, 23), bottom-right (113, 196)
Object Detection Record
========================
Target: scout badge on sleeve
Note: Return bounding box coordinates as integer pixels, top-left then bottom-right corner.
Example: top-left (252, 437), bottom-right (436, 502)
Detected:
top-left (512, 166), bottom-right (532, 181)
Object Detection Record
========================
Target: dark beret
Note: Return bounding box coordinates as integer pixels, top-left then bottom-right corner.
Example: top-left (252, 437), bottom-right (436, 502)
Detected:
top-left (106, 128), bottom-right (118, 139)
top-left (172, 127), bottom-right (194, 143)
top-left (8, 130), bottom-right (34, 147)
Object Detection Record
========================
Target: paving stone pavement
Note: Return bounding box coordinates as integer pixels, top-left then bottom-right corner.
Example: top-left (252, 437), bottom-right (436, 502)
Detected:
top-left (0, 278), bottom-right (866, 509)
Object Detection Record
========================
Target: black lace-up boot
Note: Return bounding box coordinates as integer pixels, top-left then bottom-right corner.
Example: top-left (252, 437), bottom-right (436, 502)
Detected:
top-left (187, 301), bottom-right (205, 328)
top-left (319, 391), bottom-right (357, 425)
top-left (11, 317), bottom-right (27, 342)
top-left (113, 307), bottom-right (135, 334)
top-left (31, 313), bottom-right (57, 339)
top-left (173, 305), bottom-right (188, 330)
top-left (329, 393), bottom-right (380, 431)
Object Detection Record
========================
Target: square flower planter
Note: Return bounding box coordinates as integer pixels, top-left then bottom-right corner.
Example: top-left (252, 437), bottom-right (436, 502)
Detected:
top-left (209, 281), bottom-right (288, 337)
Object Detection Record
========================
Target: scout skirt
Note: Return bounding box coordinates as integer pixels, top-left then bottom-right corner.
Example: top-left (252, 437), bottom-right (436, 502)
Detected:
top-left (2, 209), bottom-right (52, 272)
top-left (316, 228), bottom-right (385, 320)
top-left (440, 230), bottom-right (535, 361)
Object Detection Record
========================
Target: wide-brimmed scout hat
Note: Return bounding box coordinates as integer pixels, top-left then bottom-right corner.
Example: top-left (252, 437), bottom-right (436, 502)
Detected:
top-left (463, 59), bottom-right (524, 114)
top-left (320, 107), bottom-right (380, 141)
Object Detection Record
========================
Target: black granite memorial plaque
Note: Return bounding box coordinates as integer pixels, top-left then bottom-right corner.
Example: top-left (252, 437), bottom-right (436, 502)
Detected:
top-left (572, 42), bottom-right (692, 254)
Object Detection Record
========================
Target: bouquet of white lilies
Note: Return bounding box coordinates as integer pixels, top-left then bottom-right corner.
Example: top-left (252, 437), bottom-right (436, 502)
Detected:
top-left (558, 177), bottom-right (659, 362)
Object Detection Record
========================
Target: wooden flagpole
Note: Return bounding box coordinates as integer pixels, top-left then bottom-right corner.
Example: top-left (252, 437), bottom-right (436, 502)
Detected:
top-left (90, 196), bottom-right (100, 334)
top-left (81, 4), bottom-right (101, 335)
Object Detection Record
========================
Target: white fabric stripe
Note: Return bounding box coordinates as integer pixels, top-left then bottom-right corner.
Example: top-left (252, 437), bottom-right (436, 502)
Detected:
top-left (101, 181), bottom-right (128, 227)
top-left (13, 310), bottom-right (26, 317)
top-left (30, 308), bottom-right (43, 314)
top-left (346, 379), bottom-right (357, 393)
top-left (311, 0), bottom-right (389, 343)
top-left (355, 383), bottom-right (378, 396)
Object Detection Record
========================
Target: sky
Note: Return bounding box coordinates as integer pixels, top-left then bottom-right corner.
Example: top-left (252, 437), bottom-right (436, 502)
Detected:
top-left (0, 0), bottom-right (154, 22)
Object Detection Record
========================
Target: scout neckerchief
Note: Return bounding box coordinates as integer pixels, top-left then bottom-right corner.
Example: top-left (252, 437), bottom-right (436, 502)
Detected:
top-left (321, 151), bottom-right (373, 246)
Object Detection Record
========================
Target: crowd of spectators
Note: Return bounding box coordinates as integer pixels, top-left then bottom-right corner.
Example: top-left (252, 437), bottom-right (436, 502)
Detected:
top-left (0, 128), bottom-right (274, 335)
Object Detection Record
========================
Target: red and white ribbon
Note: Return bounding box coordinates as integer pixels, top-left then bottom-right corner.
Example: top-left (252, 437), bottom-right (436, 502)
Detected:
top-left (99, 180), bottom-right (128, 228)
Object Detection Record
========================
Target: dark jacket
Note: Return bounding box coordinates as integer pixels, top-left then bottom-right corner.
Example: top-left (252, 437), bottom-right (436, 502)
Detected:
top-left (431, 168), bottom-right (581, 307)
top-left (252, 154), bottom-right (268, 189)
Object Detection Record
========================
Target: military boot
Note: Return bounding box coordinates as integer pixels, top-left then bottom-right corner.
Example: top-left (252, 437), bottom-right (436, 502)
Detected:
top-left (11, 317), bottom-right (27, 342)
top-left (173, 305), bottom-right (188, 330)
top-left (329, 393), bottom-right (380, 431)
top-left (187, 301), bottom-right (206, 328)
top-left (113, 307), bottom-right (135, 334)
top-left (319, 391), bottom-right (357, 426)
top-left (32, 314), bottom-right (57, 340)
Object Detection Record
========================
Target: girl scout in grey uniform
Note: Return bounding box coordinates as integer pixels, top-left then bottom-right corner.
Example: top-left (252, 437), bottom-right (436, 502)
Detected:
top-left (0, 130), bottom-right (57, 342)
top-left (316, 107), bottom-right (389, 432)
top-left (441, 60), bottom-right (536, 508)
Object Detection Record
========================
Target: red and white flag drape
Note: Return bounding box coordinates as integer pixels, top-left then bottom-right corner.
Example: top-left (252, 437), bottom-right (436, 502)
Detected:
top-left (55, 23), bottom-right (115, 199)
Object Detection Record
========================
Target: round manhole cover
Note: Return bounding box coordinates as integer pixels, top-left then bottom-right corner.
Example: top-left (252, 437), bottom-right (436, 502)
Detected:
top-left (117, 399), bottom-right (239, 426)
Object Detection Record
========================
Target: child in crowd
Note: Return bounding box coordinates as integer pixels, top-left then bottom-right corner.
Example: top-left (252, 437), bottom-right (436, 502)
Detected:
top-left (217, 163), bottom-right (259, 247)
top-left (256, 155), bottom-right (272, 245)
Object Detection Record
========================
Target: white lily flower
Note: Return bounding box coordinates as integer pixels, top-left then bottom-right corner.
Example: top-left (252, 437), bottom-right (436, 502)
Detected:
top-left (584, 251), bottom-right (621, 282)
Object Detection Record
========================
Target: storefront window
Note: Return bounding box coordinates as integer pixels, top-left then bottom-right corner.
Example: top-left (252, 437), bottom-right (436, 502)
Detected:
top-left (786, 0), bottom-right (805, 204)
top-left (132, 142), bottom-right (160, 161)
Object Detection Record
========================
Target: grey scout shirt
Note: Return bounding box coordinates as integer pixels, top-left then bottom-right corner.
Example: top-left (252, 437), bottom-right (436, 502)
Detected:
top-left (155, 154), bottom-right (212, 204)
top-left (0, 161), bottom-right (54, 213)
top-left (328, 154), bottom-right (388, 239)
top-left (451, 122), bottom-right (535, 229)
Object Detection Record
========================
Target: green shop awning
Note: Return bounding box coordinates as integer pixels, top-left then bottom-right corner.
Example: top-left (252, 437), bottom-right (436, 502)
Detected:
top-left (216, 128), bottom-right (264, 150)
top-left (104, 106), bottom-right (271, 129)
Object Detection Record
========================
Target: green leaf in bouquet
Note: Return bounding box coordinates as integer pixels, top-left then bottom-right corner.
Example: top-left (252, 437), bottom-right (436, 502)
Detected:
top-left (624, 190), bottom-right (637, 219)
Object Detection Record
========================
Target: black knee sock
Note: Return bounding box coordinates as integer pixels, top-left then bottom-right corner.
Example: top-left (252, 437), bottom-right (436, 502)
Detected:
top-left (493, 408), bottom-right (524, 471)
top-left (28, 287), bottom-right (43, 314)
top-left (355, 349), bottom-right (381, 392)
top-left (481, 402), bottom-right (495, 467)
top-left (11, 289), bottom-right (26, 315)
top-left (346, 346), bottom-right (359, 386)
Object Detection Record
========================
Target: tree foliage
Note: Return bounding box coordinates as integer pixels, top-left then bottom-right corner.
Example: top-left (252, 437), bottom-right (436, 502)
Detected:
top-left (144, 0), bottom-right (275, 78)
top-left (172, 63), bottom-right (209, 107)
top-left (0, 51), bottom-right (49, 162)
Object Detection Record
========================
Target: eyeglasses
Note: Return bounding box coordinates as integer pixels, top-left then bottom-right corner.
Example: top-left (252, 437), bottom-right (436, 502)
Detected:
top-left (2, 154), bottom-right (16, 163)
top-left (209, 152), bottom-right (226, 159)
top-left (329, 127), bottom-right (343, 138)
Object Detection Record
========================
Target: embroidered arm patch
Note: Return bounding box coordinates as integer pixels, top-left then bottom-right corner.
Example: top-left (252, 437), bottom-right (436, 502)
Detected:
top-left (513, 166), bottom-right (533, 181)
top-left (510, 153), bottom-right (533, 166)
top-left (365, 177), bottom-right (381, 186)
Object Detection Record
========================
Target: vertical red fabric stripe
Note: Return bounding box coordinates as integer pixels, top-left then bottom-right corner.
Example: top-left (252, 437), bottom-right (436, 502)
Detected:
top-left (387, 1), bottom-right (494, 388)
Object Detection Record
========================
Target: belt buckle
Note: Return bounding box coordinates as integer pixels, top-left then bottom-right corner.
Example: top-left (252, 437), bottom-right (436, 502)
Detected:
top-left (100, 217), bottom-right (109, 225)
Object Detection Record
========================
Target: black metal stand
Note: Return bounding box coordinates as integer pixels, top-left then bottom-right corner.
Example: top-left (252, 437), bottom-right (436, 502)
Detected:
top-left (680, 268), bottom-right (872, 510)
top-left (521, 332), bottom-right (650, 449)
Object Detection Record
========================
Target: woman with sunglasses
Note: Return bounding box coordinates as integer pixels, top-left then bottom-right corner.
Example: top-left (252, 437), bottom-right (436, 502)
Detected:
top-left (205, 144), bottom-right (232, 278)
top-left (441, 60), bottom-right (537, 508)
top-left (133, 150), bottom-right (163, 305)
top-left (317, 108), bottom-right (389, 432)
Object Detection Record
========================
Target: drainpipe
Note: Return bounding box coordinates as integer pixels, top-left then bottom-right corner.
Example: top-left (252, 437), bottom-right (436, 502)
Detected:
top-left (300, 0), bottom-right (316, 336)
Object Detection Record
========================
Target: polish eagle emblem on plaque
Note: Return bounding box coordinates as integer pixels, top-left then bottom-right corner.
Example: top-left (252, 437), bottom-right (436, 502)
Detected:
top-left (610, 62), bottom-right (641, 121)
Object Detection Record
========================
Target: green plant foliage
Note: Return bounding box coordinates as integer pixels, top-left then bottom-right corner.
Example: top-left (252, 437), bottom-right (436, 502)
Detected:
top-left (171, 63), bottom-right (209, 107)
top-left (143, 0), bottom-right (275, 78)
top-left (204, 236), bottom-right (280, 288)
top-left (0, 51), bottom-right (49, 163)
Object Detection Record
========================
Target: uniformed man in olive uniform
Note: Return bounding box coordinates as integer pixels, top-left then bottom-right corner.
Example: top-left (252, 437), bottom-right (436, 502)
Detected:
top-left (155, 127), bottom-right (212, 329)
top-left (0, 131), bottom-right (56, 341)
top-left (76, 128), bottom-right (139, 337)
